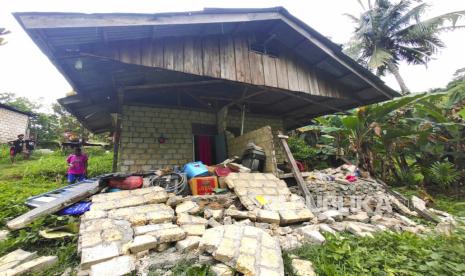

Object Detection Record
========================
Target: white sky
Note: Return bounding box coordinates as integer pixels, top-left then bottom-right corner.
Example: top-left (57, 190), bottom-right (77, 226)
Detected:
top-left (0, 0), bottom-right (464, 110)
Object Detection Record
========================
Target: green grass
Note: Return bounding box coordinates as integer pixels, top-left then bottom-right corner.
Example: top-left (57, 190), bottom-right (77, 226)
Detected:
top-left (0, 147), bottom-right (112, 275)
top-left (284, 231), bottom-right (465, 276)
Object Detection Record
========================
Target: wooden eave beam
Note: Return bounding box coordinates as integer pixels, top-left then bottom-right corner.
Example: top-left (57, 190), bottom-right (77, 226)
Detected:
top-left (224, 89), bottom-right (267, 109)
top-left (17, 12), bottom-right (281, 29)
top-left (198, 96), bottom-right (264, 105)
top-left (122, 80), bottom-right (223, 91)
top-left (275, 90), bottom-right (349, 114)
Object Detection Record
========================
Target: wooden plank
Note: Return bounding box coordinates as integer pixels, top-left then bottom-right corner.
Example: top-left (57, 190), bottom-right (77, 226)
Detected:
top-left (183, 37), bottom-right (195, 74)
top-left (7, 180), bottom-right (103, 230)
top-left (151, 40), bottom-right (164, 68)
top-left (202, 36), bottom-right (221, 78)
top-left (286, 57), bottom-right (299, 91)
top-left (119, 41), bottom-right (140, 65)
top-left (140, 40), bottom-right (152, 67)
top-left (219, 36), bottom-right (236, 81)
top-left (172, 38), bottom-right (184, 72)
top-left (248, 35), bottom-right (265, 85)
top-left (233, 35), bottom-right (251, 83)
top-left (308, 68), bottom-right (321, 96)
top-left (278, 133), bottom-right (316, 209)
top-left (275, 57), bottom-right (289, 89)
top-left (192, 37), bottom-right (204, 75)
top-left (108, 43), bottom-right (120, 60)
top-left (262, 54), bottom-right (278, 87)
top-left (163, 38), bottom-right (175, 70)
top-left (296, 62), bottom-right (310, 93)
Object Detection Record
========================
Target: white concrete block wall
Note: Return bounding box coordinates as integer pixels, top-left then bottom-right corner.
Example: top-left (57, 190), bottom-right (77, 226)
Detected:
top-left (118, 105), bottom-right (284, 172)
top-left (0, 108), bottom-right (29, 143)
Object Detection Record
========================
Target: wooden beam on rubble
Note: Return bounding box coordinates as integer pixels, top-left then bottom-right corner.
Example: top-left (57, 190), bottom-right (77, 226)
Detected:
top-left (278, 132), bottom-right (316, 210)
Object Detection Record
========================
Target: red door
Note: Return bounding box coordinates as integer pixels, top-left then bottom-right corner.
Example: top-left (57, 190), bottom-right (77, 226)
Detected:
top-left (196, 135), bottom-right (213, 165)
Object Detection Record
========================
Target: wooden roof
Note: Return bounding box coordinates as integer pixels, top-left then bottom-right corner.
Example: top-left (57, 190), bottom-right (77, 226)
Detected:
top-left (15, 7), bottom-right (399, 132)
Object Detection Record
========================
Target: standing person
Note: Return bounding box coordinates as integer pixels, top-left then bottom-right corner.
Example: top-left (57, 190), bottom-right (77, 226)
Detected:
top-left (8, 134), bottom-right (25, 163)
top-left (23, 137), bottom-right (36, 160)
top-left (66, 147), bottom-right (88, 183)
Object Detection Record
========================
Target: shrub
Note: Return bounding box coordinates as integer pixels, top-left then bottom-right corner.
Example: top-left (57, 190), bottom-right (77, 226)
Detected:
top-left (428, 161), bottom-right (460, 187)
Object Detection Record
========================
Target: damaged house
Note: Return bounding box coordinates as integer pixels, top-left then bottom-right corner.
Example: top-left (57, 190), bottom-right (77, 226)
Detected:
top-left (15, 7), bottom-right (398, 172)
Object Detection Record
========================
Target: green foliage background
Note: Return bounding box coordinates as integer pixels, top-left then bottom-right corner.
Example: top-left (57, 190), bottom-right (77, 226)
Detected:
top-left (0, 148), bottom-right (112, 275)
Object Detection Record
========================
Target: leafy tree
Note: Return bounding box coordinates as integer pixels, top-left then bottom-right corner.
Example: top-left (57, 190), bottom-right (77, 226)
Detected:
top-left (52, 103), bottom-right (89, 140)
top-left (0, 28), bottom-right (9, 46)
top-left (295, 72), bottom-right (465, 191)
top-left (345, 0), bottom-right (465, 94)
top-left (0, 92), bottom-right (41, 112)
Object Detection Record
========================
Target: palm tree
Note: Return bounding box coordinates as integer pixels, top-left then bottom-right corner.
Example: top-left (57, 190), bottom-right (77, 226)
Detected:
top-left (345, 0), bottom-right (465, 94)
top-left (0, 28), bottom-right (10, 46)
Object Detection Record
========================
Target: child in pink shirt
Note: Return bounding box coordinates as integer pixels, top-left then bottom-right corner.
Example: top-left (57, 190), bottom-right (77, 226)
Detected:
top-left (67, 147), bottom-right (88, 183)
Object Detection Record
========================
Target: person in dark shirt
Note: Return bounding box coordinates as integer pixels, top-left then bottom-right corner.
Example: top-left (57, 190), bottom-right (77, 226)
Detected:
top-left (8, 134), bottom-right (25, 163)
top-left (23, 137), bottom-right (35, 160)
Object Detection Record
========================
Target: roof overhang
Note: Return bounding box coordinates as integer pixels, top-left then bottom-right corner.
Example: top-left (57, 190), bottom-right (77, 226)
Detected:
top-left (15, 7), bottom-right (399, 132)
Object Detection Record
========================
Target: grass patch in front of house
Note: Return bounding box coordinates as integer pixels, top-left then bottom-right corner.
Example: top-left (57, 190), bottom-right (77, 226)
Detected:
top-left (0, 147), bottom-right (112, 275)
top-left (284, 230), bottom-right (465, 276)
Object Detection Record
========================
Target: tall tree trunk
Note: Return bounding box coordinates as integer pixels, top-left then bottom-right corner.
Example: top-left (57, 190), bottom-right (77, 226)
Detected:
top-left (387, 62), bottom-right (410, 95)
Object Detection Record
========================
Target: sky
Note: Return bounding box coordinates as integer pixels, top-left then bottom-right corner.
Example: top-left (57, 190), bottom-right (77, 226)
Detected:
top-left (0, 0), bottom-right (464, 111)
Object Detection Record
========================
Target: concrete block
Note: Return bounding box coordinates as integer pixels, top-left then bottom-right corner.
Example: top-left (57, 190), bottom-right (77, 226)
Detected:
top-left (81, 243), bottom-right (120, 269)
top-left (0, 249), bottom-right (37, 272)
top-left (176, 236), bottom-right (201, 253)
top-left (129, 235), bottom-right (158, 253)
top-left (90, 256), bottom-right (135, 276)
top-left (4, 256), bottom-right (57, 276)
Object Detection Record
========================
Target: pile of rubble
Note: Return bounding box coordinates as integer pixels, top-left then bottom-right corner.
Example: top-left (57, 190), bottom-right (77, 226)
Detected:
top-left (69, 171), bottom-right (456, 275)
top-left (0, 167), bottom-right (459, 276)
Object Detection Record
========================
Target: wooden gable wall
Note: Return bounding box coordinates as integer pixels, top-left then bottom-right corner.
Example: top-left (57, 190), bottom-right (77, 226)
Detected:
top-left (93, 33), bottom-right (347, 99)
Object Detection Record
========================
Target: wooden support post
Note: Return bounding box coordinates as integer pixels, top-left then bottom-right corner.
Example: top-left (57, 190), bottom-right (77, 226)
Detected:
top-left (278, 132), bottom-right (316, 209)
top-left (112, 114), bottom-right (122, 172)
top-left (240, 104), bottom-right (246, 135)
top-left (112, 89), bottom-right (124, 172)
top-left (217, 105), bottom-right (229, 134)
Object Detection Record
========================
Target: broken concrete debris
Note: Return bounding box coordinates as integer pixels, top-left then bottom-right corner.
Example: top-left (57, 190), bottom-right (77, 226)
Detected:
top-left (0, 249), bottom-right (38, 272)
top-left (1, 167), bottom-right (458, 276)
top-left (199, 225), bottom-right (284, 276)
top-left (0, 230), bottom-right (9, 242)
top-left (89, 255), bottom-right (135, 276)
top-left (290, 258), bottom-right (316, 276)
top-left (0, 249), bottom-right (57, 276)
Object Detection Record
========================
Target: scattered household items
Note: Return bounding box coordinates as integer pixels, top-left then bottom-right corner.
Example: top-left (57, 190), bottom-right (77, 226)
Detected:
top-left (241, 143), bottom-right (266, 172)
top-left (149, 172), bottom-right (189, 196)
top-left (58, 201), bottom-right (92, 216)
top-left (109, 175), bottom-right (143, 190)
top-left (39, 223), bottom-right (78, 239)
top-left (188, 176), bottom-right (218, 195)
top-left (184, 161), bottom-right (209, 179)
top-left (0, 249), bottom-right (57, 275)
top-left (228, 126), bottom-right (280, 174)
top-left (214, 167), bottom-right (231, 177)
top-left (226, 162), bottom-right (251, 173)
